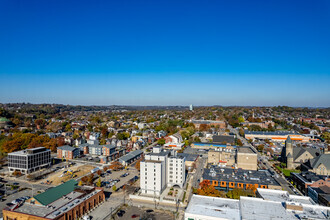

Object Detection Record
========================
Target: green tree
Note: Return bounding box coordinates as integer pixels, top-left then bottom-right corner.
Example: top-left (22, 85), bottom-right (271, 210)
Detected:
top-left (226, 188), bottom-right (254, 199)
top-left (238, 116), bottom-right (245, 123)
top-left (116, 132), bottom-right (130, 140)
top-left (321, 132), bottom-right (330, 143)
top-left (157, 138), bottom-right (165, 145)
top-left (193, 136), bottom-right (201, 142)
top-left (65, 124), bottom-right (72, 131)
top-left (112, 185), bottom-right (117, 191)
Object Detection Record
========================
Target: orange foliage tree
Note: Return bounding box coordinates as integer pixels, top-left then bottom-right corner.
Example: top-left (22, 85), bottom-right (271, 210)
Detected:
top-left (1, 132), bottom-right (65, 153)
top-left (199, 124), bottom-right (209, 131)
top-left (109, 161), bottom-right (124, 171)
top-left (197, 180), bottom-right (225, 197)
top-left (135, 159), bottom-right (142, 170)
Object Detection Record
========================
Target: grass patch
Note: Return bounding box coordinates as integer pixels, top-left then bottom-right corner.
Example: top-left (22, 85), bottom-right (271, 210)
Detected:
top-left (275, 166), bottom-right (300, 177)
top-left (182, 191), bottom-right (186, 202)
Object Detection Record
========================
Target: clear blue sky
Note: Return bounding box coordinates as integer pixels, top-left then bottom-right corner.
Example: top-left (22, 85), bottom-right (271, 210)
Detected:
top-left (1, 0), bottom-right (329, 107)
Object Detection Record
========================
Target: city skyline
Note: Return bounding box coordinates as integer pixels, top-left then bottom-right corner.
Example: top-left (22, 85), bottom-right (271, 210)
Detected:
top-left (1, 0), bottom-right (330, 107)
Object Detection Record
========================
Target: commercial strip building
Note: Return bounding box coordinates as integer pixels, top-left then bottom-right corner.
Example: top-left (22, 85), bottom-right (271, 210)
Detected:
top-left (3, 180), bottom-right (105, 220)
top-left (308, 186), bottom-right (330, 207)
top-left (184, 189), bottom-right (330, 220)
top-left (244, 130), bottom-right (310, 142)
top-left (118, 149), bottom-right (143, 166)
top-left (8, 147), bottom-right (51, 174)
top-left (291, 171), bottom-right (330, 206)
top-left (202, 167), bottom-right (281, 192)
top-left (140, 146), bottom-right (185, 196)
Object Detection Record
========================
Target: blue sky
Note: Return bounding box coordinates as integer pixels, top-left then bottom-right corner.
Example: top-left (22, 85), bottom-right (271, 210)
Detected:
top-left (0, 0), bottom-right (329, 107)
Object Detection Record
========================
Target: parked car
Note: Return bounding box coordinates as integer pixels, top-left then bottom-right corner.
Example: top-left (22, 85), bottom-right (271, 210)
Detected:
top-left (117, 210), bottom-right (125, 217)
top-left (11, 199), bottom-right (21, 204)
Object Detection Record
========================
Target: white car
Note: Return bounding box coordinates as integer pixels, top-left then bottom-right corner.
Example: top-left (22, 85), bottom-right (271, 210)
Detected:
top-left (83, 215), bottom-right (91, 220)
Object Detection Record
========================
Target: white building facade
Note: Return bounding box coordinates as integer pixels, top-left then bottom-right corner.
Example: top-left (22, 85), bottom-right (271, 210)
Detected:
top-left (167, 152), bottom-right (185, 188)
top-left (140, 146), bottom-right (185, 196)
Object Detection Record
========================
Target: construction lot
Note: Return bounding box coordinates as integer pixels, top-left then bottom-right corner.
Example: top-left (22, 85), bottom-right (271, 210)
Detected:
top-left (37, 164), bottom-right (96, 185)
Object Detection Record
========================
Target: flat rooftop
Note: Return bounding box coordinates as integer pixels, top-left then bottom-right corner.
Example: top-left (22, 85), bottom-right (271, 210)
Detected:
top-left (10, 187), bottom-right (99, 219)
top-left (186, 193), bottom-right (330, 220)
top-left (204, 167), bottom-right (280, 186)
top-left (8, 147), bottom-right (49, 155)
top-left (185, 195), bottom-right (240, 220)
top-left (257, 188), bottom-right (315, 205)
top-left (240, 196), bottom-right (330, 220)
top-left (237, 146), bottom-right (255, 154)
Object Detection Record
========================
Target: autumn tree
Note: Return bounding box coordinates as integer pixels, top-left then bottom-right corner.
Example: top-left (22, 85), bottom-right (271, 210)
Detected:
top-left (135, 159), bottom-right (142, 170)
top-left (197, 180), bottom-right (225, 197)
top-left (236, 139), bottom-right (243, 146)
top-left (199, 124), bottom-right (209, 131)
top-left (87, 174), bottom-right (94, 185)
top-left (12, 170), bottom-right (22, 177)
top-left (109, 161), bottom-right (124, 171)
top-left (239, 128), bottom-right (245, 137)
top-left (101, 126), bottom-right (108, 138)
top-left (81, 176), bottom-right (88, 183)
top-left (96, 169), bottom-right (102, 176)
top-left (96, 178), bottom-right (102, 187)
top-left (257, 144), bottom-right (264, 152)
top-left (34, 119), bottom-right (46, 129)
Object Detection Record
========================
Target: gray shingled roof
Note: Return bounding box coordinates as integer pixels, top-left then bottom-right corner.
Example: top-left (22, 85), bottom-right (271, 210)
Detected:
top-left (119, 150), bottom-right (143, 162)
top-left (293, 147), bottom-right (321, 161)
top-left (309, 154), bottom-right (330, 170)
top-left (213, 135), bottom-right (235, 144)
top-left (57, 145), bottom-right (77, 151)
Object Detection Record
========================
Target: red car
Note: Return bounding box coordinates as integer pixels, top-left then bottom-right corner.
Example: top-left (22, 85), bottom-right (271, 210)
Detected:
top-left (131, 214), bottom-right (139, 218)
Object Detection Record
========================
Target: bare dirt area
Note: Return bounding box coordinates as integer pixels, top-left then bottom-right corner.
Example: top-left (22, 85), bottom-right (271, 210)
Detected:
top-left (38, 164), bottom-right (96, 185)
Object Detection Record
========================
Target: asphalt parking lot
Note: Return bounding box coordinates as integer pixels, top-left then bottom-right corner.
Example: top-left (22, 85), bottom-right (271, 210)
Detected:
top-left (0, 188), bottom-right (33, 218)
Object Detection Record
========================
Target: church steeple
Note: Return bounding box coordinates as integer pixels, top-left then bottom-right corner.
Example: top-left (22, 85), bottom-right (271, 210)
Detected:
top-left (285, 136), bottom-right (294, 168)
top-left (286, 135), bottom-right (292, 144)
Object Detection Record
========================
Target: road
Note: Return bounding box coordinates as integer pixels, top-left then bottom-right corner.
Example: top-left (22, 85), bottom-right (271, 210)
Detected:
top-left (228, 125), bottom-right (297, 195)
top-left (192, 156), bottom-right (207, 189)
